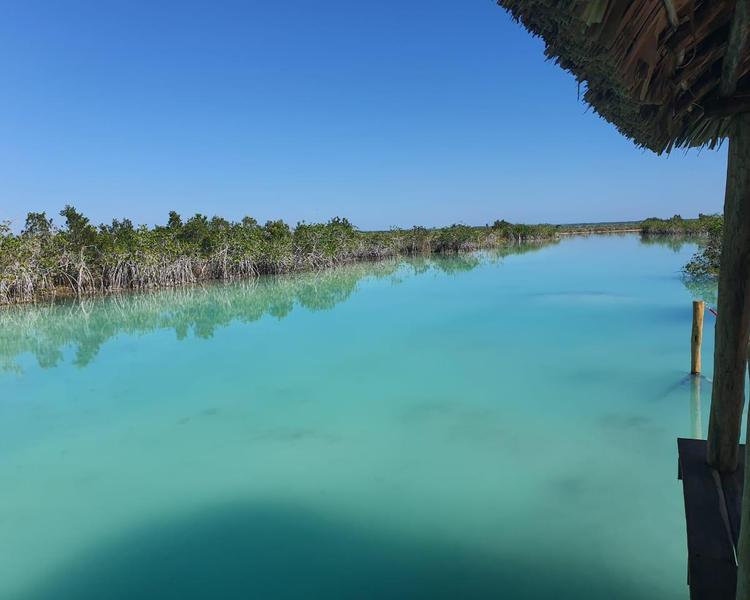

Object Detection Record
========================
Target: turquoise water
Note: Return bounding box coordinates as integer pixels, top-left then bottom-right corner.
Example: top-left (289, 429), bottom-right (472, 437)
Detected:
top-left (0, 234), bottom-right (717, 599)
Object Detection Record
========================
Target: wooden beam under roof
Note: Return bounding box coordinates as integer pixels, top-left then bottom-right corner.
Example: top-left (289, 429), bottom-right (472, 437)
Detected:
top-left (703, 94), bottom-right (750, 118)
top-left (661, 0), bottom-right (679, 29)
top-left (720, 0), bottom-right (750, 97)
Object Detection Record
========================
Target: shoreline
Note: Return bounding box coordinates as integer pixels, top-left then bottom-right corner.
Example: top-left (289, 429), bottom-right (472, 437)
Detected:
top-left (0, 228), bottom-right (701, 308)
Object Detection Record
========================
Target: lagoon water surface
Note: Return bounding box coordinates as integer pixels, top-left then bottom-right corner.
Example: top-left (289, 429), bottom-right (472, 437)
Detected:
top-left (0, 234), bottom-right (718, 599)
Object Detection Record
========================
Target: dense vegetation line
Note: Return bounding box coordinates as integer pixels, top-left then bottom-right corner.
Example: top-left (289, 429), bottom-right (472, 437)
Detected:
top-left (640, 213), bottom-right (720, 236)
top-left (0, 207), bottom-right (716, 305)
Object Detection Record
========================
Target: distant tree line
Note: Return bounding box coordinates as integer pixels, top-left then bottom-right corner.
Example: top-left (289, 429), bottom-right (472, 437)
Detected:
top-left (0, 207), bottom-right (718, 305)
top-left (640, 213), bottom-right (720, 235)
top-left (0, 207), bottom-right (567, 304)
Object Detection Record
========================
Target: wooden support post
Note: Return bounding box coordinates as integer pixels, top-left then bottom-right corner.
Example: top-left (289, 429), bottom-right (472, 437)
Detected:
top-left (737, 357), bottom-right (750, 600)
top-left (717, 8), bottom-right (750, 597)
top-left (707, 112), bottom-right (750, 474)
top-left (692, 300), bottom-right (705, 375)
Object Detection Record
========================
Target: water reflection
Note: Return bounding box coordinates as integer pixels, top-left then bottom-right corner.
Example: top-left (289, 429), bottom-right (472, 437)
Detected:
top-left (639, 234), bottom-right (702, 254)
top-left (0, 260), bottom-right (399, 372)
top-left (0, 244), bottom-right (554, 372)
top-left (690, 376), bottom-right (703, 439)
top-left (683, 278), bottom-right (718, 305)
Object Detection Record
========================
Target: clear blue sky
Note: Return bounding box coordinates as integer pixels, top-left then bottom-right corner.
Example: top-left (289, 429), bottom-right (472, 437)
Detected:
top-left (0, 0), bottom-right (728, 231)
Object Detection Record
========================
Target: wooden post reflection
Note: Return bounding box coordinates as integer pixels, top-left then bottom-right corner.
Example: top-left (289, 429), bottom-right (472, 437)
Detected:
top-left (690, 375), bottom-right (702, 440)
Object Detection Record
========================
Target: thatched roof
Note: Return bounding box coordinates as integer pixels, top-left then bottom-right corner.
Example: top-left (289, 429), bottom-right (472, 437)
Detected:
top-left (497, 0), bottom-right (750, 153)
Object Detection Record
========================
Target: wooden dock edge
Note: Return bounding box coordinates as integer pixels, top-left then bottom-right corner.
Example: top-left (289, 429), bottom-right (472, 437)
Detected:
top-left (678, 438), bottom-right (746, 599)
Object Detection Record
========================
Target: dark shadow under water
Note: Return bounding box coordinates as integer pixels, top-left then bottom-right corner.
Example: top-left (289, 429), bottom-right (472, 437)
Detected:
top-left (21, 501), bottom-right (647, 600)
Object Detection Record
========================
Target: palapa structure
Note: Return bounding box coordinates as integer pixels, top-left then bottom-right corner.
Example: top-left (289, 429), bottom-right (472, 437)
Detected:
top-left (498, 0), bottom-right (750, 153)
top-left (496, 1), bottom-right (750, 599)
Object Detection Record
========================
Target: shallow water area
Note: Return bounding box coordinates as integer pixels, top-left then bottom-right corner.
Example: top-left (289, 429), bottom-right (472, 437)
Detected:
top-left (0, 234), bottom-right (720, 599)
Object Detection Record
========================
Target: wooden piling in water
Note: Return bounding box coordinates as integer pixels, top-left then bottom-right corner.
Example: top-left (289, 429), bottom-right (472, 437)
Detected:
top-left (692, 301), bottom-right (705, 375)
